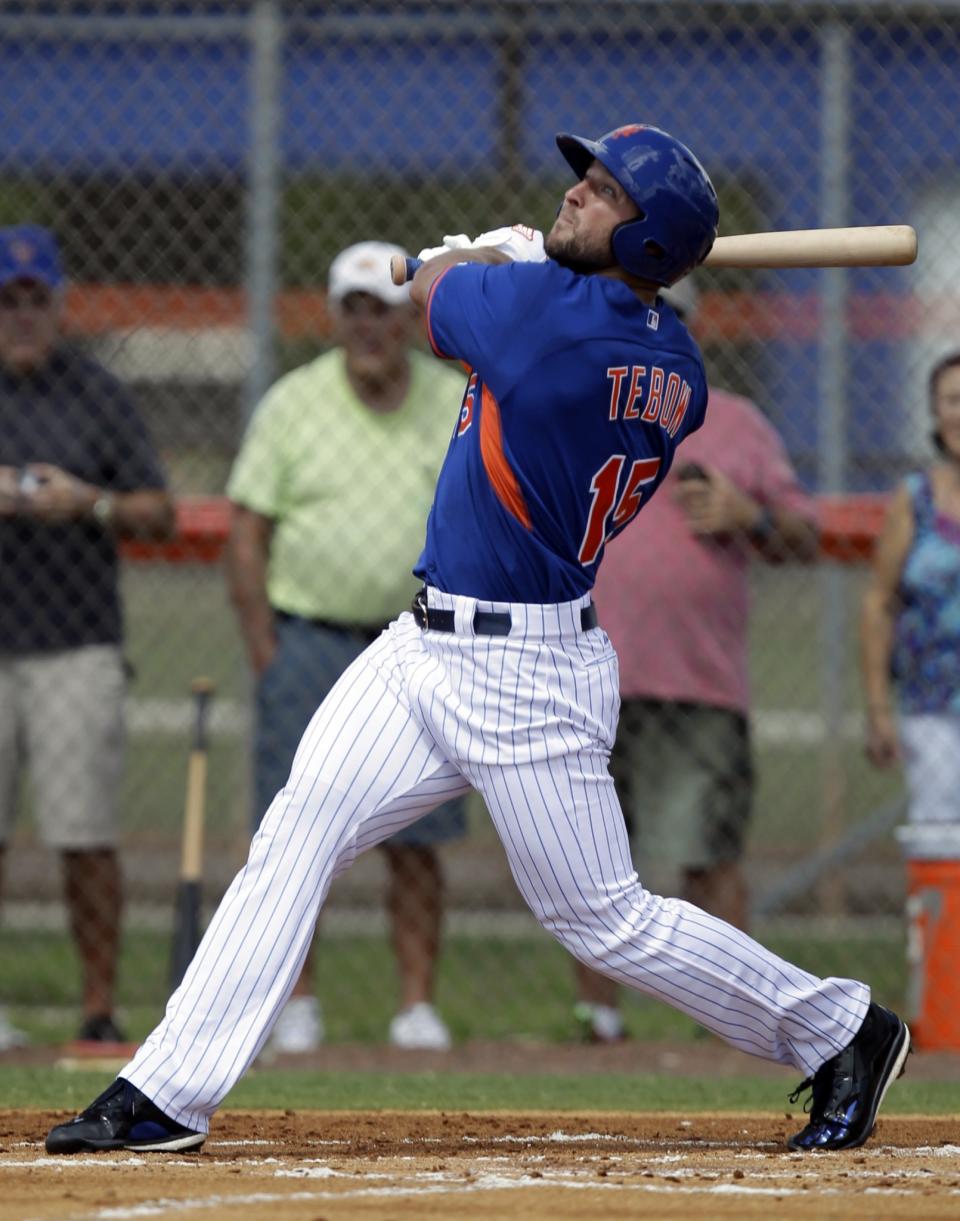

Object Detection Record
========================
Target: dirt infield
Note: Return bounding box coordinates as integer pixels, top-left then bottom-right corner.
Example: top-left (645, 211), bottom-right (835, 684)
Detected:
top-left (6, 1109), bottom-right (960, 1219)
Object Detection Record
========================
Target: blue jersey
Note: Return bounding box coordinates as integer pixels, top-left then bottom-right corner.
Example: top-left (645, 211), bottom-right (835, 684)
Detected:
top-left (414, 259), bottom-right (708, 602)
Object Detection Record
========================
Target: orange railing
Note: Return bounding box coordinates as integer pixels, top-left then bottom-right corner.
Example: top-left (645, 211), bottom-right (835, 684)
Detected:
top-left (62, 283), bottom-right (960, 344)
top-left (124, 494), bottom-right (888, 565)
top-left (817, 494), bottom-right (888, 562)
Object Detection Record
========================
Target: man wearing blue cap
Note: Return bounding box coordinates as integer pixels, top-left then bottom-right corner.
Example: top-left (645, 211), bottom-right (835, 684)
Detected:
top-left (0, 224), bottom-right (174, 1048)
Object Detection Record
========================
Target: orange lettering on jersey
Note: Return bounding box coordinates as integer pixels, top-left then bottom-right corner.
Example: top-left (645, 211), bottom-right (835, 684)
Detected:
top-left (668, 380), bottom-right (692, 437)
top-left (660, 371), bottom-right (681, 432)
top-left (606, 366), bottom-right (628, 420)
top-left (610, 456), bottom-right (662, 527)
top-left (623, 365), bottom-right (646, 419)
top-left (641, 366), bottom-right (664, 421)
top-left (607, 365), bottom-right (694, 438)
top-left (479, 385), bottom-right (532, 530)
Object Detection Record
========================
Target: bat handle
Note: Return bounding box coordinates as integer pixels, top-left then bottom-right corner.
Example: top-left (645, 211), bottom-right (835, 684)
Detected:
top-left (390, 254), bottom-right (422, 285)
top-left (190, 676), bottom-right (215, 752)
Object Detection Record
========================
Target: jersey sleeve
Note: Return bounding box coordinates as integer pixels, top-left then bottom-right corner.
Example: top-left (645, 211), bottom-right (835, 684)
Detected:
top-left (425, 261), bottom-right (548, 376)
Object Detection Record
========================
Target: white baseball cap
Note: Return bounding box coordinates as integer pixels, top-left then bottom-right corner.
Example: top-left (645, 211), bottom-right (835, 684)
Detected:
top-left (328, 241), bottom-right (411, 306)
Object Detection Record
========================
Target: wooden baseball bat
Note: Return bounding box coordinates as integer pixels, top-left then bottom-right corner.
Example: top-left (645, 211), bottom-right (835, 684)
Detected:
top-left (389, 225), bottom-right (916, 285)
top-left (703, 224), bottom-right (917, 269)
top-left (392, 254), bottom-right (422, 284)
top-left (169, 676), bottom-right (215, 993)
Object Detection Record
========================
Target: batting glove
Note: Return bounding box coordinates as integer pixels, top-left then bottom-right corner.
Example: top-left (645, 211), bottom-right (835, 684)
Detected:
top-left (469, 225), bottom-right (547, 263)
top-left (416, 234), bottom-right (473, 263)
top-left (417, 227), bottom-right (546, 265)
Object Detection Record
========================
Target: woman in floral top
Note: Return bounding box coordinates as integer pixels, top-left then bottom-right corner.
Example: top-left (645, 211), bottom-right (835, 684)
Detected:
top-left (861, 351), bottom-right (960, 823)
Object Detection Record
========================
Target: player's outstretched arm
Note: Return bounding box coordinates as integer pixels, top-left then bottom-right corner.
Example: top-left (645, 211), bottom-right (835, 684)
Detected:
top-left (409, 246), bottom-right (511, 309)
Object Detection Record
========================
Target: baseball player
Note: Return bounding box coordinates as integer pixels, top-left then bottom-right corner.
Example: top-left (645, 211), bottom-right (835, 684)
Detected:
top-left (47, 124), bottom-right (908, 1157)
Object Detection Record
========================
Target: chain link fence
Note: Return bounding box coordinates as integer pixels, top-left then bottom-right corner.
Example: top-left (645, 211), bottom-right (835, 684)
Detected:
top-left (1, 0), bottom-right (958, 1049)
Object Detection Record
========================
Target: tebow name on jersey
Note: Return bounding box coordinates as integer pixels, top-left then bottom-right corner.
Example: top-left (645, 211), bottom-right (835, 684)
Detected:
top-left (606, 364), bottom-right (692, 438)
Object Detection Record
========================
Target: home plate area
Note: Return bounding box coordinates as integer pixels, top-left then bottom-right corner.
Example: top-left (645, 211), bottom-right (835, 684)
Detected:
top-left (6, 1111), bottom-right (960, 1219)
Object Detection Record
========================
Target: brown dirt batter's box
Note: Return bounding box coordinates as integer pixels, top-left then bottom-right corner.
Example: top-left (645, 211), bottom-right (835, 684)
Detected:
top-left (6, 1111), bottom-right (960, 1220)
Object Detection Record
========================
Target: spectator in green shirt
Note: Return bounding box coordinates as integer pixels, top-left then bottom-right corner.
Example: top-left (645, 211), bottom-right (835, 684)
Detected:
top-left (226, 242), bottom-right (469, 1053)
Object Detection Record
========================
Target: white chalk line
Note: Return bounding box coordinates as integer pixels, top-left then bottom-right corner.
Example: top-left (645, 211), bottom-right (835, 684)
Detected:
top-left (24, 1169), bottom-right (960, 1221)
top-left (13, 1136), bottom-right (960, 1170)
top-left (16, 1139), bottom-right (960, 1221)
top-left (12, 1177), bottom-right (812, 1221)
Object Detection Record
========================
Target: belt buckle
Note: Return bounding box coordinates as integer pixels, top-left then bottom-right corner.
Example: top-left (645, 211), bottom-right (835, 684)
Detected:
top-left (412, 588), bottom-right (428, 629)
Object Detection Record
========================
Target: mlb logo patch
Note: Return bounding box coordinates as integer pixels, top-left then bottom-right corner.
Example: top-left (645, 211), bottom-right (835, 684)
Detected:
top-left (646, 309), bottom-right (660, 331)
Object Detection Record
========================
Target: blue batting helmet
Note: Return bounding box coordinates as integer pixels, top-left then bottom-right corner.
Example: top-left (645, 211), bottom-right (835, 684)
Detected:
top-left (556, 124), bottom-right (719, 285)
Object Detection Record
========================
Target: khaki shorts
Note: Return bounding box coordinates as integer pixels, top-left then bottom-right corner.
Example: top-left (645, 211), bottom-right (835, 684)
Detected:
top-left (610, 698), bottom-right (753, 875)
top-left (0, 645), bottom-right (126, 850)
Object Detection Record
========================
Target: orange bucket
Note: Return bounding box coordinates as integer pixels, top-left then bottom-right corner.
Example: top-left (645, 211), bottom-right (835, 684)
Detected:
top-left (899, 826), bottom-right (960, 1051)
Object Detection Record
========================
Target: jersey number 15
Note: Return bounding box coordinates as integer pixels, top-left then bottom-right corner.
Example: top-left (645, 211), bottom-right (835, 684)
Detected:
top-left (578, 455), bottom-right (661, 565)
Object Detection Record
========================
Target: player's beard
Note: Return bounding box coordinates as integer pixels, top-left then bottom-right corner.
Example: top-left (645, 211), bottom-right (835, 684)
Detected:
top-left (544, 221), bottom-right (616, 275)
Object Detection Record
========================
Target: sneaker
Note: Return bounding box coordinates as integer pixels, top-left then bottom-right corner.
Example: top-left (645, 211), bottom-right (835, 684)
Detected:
top-left (573, 1001), bottom-right (626, 1044)
top-left (45, 1078), bottom-right (205, 1154)
top-left (269, 995), bottom-right (324, 1054)
top-left (0, 1006), bottom-right (29, 1051)
top-left (787, 1002), bottom-right (910, 1152)
top-left (389, 1002), bottom-right (451, 1051)
top-left (76, 1014), bottom-right (127, 1043)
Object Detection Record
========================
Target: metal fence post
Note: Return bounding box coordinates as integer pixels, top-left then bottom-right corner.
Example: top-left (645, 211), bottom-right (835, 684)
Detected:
top-left (817, 18), bottom-right (853, 913)
top-left (244, 0), bottom-right (283, 426)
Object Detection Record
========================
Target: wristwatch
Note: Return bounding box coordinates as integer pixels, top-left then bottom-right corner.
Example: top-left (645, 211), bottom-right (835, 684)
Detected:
top-left (91, 491), bottom-right (115, 528)
top-left (748, 505), bottom-right (776, 543)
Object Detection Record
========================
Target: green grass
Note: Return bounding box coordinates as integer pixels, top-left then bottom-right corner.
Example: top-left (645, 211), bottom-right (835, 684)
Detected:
top-left (0, 927), bottom-right (700, 1045)
top-left (0, 926), bottom-right (908, 1047)
top-left (7, 1066), bottom-right (960, 1116)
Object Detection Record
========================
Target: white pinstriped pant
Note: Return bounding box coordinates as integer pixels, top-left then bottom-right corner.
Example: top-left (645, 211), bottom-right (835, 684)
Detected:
top-left (123, 588), bottom-right (869, 1134)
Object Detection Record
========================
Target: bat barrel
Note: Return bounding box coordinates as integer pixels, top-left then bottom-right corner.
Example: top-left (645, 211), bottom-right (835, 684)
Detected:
top-left (704, 224), bottom-right (917, 269)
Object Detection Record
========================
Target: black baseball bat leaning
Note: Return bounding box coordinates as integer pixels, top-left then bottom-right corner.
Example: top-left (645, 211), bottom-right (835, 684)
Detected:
top-left (169, 676), bottom-right (215, 993)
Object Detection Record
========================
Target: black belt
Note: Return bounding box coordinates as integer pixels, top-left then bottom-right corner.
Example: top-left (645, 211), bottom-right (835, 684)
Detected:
top-left (411, 589), bottom-right (597, 636)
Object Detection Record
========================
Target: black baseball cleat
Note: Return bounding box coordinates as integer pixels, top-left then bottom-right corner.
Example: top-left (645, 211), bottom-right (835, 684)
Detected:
top-left (45, 1077), bottom-right (205, 1154)
top-left (786, 1002), bottom-right (910, 1152)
